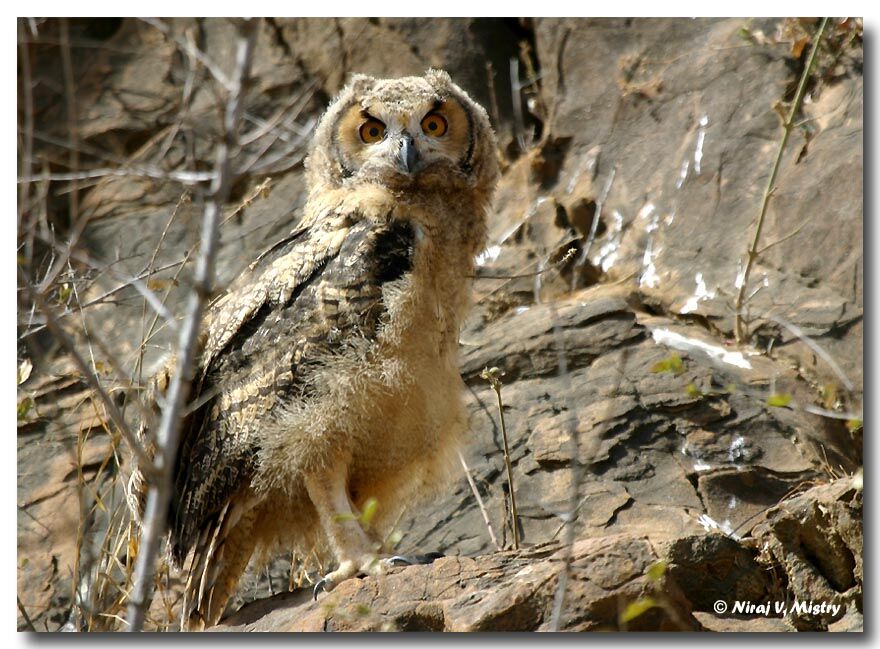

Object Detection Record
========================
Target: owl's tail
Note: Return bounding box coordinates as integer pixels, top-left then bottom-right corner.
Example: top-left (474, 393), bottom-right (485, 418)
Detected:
top-left (181, 501), bottom-right (258, 631)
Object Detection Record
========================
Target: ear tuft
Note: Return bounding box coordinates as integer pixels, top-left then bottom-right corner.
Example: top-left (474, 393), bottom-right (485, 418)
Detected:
top-left (347, 73), bottom-right (376, 97)
top-left (425, 68), bottom-right (452, 87)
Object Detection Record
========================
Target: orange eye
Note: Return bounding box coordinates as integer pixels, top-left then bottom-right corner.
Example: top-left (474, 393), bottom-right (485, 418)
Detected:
top-left (420, 112), bottom-right (448, 137)
top-left (359, 119), bottom-right (386, 144)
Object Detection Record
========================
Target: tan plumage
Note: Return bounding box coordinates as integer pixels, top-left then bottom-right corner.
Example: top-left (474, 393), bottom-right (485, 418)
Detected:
top-left (127, 69), bottom-right (499, 629)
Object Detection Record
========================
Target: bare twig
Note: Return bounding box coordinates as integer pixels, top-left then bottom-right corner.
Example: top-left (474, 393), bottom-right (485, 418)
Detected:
top-left (154, 28), bottom-right (201, 164)
top-left (31, 19), bottom-right (90, 298)
top-left (17, 596), bottom-right (37, 632)
top-left (484, 61), bottom-right (501, 135)
top-left (546, 316), bottom-right (628, 630)
top-left (18, 166), bottom-right (215, 186)
top-left (734, 17), bottom-right (829, 343)
top-left (458, 451), bottom-right (501, 552)
top-left (764, 314), bottom-right (855, 393)
top-left (139, 18), bottom-right (234, 90)
top-left (18, 269), bottom-right (153, 472)
top-left (474, 247), bottom-right (577, 280)
top-left (236, 79), bottom-right (317, 171)
top-left (550, 490), bottom-right (590, 541)
top-left (546, 304), bottom-right (580, 631)
top-left (239, 82), bottom-right (316, 146)
top-left (571, 165), bottom-right (616, 291)
top-left (60, 19), bottom-right (80, 246)
top-left (801, 404), bottom-right (862, 421)
top-left (509, 57), bottom-right (527, 153)
top-left (17, 240), bottom-right (182, 340)
top-left (126, 18), bottom-right (258, 633)
top-left (220, 178), bottom-right (272, 226)
top-left (17, 19), bottom-right (35, 235)
top-left (755, 219), bottom-right (810, 255)
top-left (80, 260), bottom-right (187, 314)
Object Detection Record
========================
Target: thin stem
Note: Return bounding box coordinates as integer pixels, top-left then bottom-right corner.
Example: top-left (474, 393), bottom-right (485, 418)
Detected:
top-left (495, 383), bottom-right (519, 550)
top-left (17, 597), bottom-right (38, 632)
top-left (546, 314), bottom-right (579, 631)
top-left (481, 367), bottom-right (519, 550)
top-left (17, 19), bottom-right (35, 232)
top-left (458, 451), bottom-right (501, 552)
top-left (509, 57), bottom-right (527, 153)
top-left (571, 165), bottom-right (616, 292)
top-left (734, 17), bottom-right (829, 343)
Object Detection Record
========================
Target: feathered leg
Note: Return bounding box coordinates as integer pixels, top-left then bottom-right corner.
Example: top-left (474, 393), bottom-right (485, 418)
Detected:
top-left (304, 469), bottom-right (384, 596)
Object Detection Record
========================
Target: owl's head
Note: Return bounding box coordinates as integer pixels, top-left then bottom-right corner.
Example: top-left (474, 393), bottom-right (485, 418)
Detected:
top-left (306, 69), bottom-right (498, 203)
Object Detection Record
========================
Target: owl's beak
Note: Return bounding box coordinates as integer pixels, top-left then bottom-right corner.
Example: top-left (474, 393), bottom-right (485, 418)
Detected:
top-left (397, 135), bottom-right (419, 175)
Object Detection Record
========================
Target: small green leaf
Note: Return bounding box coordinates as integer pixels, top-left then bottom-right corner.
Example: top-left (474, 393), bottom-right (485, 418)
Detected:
top-left (57, 283), bottom-right (72, 304)
top-left (17, 396), bottom-right (34, 421)
top-left (619, 597), bottom-right (658, 624)
top-left (846, 419), bottom-right (862, 433)
top-left (820, 383), bottom-right (838, 409)
top-left (684, 383), bottom-right (702, 398)
top-left (651, 353), bottom-right (683, 375)
top-left (360, 497), bottom-right (379, 527)
top-left (332, 512), bottom-right (358, 523)
top-left (766, 393), bottom-right (792, 408)
top-left (355, 603), bottom-right (372, 616)
top-left (646, 560), bottom-right (667, 582)
top-left (386, 530), bottom-right (403, 548)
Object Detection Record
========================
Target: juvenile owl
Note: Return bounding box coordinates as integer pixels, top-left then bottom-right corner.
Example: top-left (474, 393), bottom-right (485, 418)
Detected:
top-left (128, 69), bottom-right (499, 629)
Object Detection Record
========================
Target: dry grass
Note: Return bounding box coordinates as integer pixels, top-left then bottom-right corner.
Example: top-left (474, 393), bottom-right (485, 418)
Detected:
top-left (16, 18), bottom-right (309, 631)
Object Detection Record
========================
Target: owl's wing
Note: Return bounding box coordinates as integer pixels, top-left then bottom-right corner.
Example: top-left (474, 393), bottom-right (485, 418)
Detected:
top-left (163, 206), bottom-right (416, 564)
top-left (200, 210), bottom-right (348, 369)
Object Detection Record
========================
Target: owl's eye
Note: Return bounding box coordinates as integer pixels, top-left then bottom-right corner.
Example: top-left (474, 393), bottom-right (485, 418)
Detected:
top-left (359, 119), bottom-right (386, 144)
top-left (420, 112), bottom-right (448, 137)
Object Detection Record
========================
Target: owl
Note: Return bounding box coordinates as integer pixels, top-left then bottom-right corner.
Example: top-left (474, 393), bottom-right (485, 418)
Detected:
top-left (127, 69), bottom-right (499, 630)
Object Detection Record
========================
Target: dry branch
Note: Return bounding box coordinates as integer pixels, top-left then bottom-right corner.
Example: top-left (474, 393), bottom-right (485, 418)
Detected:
top-left (126, 18), bottom-right (258, 632)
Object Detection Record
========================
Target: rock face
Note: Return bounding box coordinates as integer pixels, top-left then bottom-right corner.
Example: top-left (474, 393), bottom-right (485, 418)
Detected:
top-left (212, 538), bottom-right (701, 632)
top-left (17, 18), bottom-right (862, 632)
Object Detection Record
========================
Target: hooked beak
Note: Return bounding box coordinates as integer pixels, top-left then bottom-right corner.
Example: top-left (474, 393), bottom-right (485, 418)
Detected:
top-left (397, 135), bottom-right (419, 174)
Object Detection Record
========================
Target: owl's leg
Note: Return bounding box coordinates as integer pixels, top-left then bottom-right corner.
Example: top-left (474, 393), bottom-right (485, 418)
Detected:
top-left (304, 470), bottom-right (384, 597)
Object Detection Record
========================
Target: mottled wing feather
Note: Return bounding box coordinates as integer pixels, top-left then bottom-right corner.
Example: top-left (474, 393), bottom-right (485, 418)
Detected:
top-left (167, 208), bottom-right (415, 562)
top-left (200, 211), bottom-right (350, 369)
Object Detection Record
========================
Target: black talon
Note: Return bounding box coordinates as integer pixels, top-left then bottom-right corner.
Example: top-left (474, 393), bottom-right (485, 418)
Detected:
top-left (387, 551), bottom-right (444, 566)
top-left (313, 577), bottom-right (329, 600)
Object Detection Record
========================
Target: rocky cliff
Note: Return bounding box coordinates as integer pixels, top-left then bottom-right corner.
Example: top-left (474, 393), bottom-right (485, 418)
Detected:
top-left (17, 17), bottom-right (862, 632)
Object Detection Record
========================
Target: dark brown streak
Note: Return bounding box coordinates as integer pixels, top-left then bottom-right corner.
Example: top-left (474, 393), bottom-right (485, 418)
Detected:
top-left (451, 94), bottom-right (477, 173)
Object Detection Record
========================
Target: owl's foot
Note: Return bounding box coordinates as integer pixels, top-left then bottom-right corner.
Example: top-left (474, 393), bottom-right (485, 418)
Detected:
top-left (312, 552), bottom-right (445, 599)
top-left (312, 553), bottom-right (386, 600)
